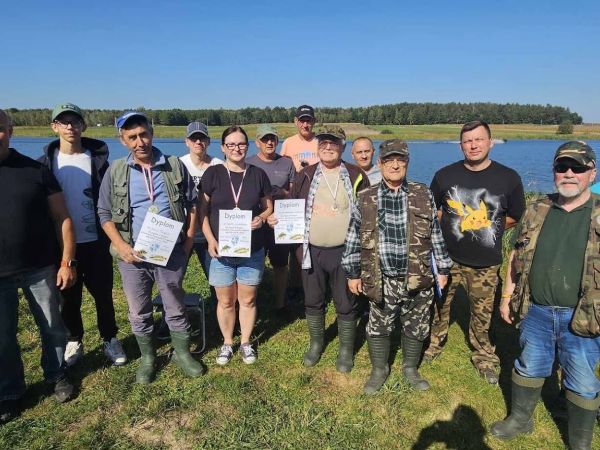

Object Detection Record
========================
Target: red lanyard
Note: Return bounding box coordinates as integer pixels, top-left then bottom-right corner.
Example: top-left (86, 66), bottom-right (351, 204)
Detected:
top-left (226, 166), bottom-right (247, 209)
top-left (141, 165), bottom-right (154, 203)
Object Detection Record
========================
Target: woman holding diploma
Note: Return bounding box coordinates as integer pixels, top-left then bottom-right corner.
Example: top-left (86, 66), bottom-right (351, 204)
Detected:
top-left (200, 126), bottom-right (272, 365)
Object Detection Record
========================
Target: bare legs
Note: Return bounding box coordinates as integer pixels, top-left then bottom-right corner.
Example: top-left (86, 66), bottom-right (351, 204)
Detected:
top-left (215, 282), bottom-right (257, 344)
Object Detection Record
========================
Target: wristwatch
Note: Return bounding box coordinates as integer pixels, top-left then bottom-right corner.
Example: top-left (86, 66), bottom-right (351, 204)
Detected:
top-left (61, 259), bottom-right (78, 268)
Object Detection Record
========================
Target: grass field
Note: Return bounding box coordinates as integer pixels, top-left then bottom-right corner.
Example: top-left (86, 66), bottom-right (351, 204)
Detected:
top-left (1, 247), bottom-right (598, 450)
top-left (12, 123), bottom-right (600, 141)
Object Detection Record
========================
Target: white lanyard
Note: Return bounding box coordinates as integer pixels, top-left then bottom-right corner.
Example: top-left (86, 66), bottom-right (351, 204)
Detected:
top-left (321, 165), bottom-right (340, 211)
top-left (141, 165), bottom-right (154, 203)
top-left (226, 166), bottom-right (247, 209)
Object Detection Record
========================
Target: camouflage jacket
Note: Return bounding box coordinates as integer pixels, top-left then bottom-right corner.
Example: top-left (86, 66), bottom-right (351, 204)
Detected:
top-left (510, 193), bottom-right (600, 336)
top-left (357, 181), bottom-right (440, 303)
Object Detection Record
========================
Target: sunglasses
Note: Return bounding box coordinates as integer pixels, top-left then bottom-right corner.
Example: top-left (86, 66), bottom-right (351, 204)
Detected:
top-left (553, 163), bottom-right (593, 174)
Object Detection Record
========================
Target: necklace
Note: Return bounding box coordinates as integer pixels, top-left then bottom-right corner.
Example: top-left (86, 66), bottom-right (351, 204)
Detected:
top-left (225, 162), bottom-right (247, 209)
top-left (321, 166), bottom-right (340, 211)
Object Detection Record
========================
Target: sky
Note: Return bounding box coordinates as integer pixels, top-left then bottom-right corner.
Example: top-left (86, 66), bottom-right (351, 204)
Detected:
top-left (3, 0), bottom-right (600, 121)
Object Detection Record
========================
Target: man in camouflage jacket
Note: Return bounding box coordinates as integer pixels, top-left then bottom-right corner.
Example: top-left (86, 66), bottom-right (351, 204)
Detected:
top-left (342, 139), bottom-right (452, 394)
top-left (491, 141), bottom-right (600, 450)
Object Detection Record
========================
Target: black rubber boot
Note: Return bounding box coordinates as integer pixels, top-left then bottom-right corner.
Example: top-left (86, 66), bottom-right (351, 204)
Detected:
top-left (489, 370), bottom-right (544, 440)
top-left (170, 331), bottom-right (205, 378)
top-left (336, 318), bottom-right (356, 373)
top-left (134, 334), bottom-right (156, 384)
top-left (401, 336), bottom-right (430, 391)
top-left (566, 390), bottom-right (600, 450)
top-left (303, 314), bottom-right (325, 367)
top-left (364, 334), bottom-right (391, 395)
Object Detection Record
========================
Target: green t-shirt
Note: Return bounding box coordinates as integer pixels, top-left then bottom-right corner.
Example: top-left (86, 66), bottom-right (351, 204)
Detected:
top-left (529, 198), bottom-right (592, 307)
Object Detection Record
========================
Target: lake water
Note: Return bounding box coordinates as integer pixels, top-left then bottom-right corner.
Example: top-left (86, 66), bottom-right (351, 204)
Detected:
top-left (11, 137), bottom-right (600, 193)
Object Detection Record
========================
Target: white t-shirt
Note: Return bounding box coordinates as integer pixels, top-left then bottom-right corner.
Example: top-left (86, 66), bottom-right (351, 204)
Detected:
top-left (179, 154), bottom-right (224, 243)
top-left (52, 151), bottom-right (98, 243)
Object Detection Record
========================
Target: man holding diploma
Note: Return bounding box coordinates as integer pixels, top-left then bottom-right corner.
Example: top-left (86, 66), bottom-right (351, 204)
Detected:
top-left (98, 111), bottom-right (204, 383)
top-left (342, 139), bottom-right (452, 394)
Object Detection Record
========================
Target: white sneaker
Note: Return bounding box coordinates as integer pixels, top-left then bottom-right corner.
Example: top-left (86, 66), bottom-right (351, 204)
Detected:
top-left (104, 338), bottom-right (127, 366)
top-left (64, 341), bottom-right (83, 367)
top-left (216, 344), bottom-right (234, 366)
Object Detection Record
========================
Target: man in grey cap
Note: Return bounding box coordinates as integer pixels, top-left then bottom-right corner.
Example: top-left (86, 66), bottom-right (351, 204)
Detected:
top-left (98, 112), bottom-right (204, 383)
top-left (342, 139), bottom-right (452, 394)
top-left (491, 141), bottom-right (600, 449)
top-left (247, 125), bottom-right (294, 311)
top-left (270, 125), bottom-right (369, 372)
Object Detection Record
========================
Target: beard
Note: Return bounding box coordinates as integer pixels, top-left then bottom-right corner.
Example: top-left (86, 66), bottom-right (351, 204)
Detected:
top-left (556, 180), bottom-right (583, 198)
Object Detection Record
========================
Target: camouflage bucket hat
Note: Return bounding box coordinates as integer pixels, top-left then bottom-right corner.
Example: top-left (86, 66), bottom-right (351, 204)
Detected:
top-left (554, 141), bottom-right (596, 166)
top-left (379, 139), bottom-right (409, 159)
top-left (314, 125), bottom-right (345, 141)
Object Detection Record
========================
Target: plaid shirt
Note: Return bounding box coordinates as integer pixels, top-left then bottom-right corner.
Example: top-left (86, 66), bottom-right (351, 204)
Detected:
top-left (342, 180), bottom-right (452, 278)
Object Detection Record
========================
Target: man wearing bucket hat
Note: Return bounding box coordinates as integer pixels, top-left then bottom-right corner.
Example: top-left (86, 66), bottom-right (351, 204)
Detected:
top-left (247, 125), bottom-right (295, 312)
top-left (270, 125), bottom-right (369, 372)
top-left (97, 112), bottom-right (204, 383)
top-left (38, 103), bottom-right (126, 368)
top-left (491, 141), bottom-right (600, 449)
top-left (342, 139), bottom-right (452, 394)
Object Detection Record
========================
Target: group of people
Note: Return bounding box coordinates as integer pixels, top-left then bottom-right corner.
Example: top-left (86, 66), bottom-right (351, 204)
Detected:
top-left (0, 104), bottom-right (598, 449)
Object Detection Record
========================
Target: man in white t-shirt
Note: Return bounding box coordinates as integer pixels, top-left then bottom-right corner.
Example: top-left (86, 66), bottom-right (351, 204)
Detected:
top-left (39, 103), bottom-right (126, 367)
top-left (281, 105), bottom-right (319, 172)
top-left (179, 122), bottom-right (223, 322)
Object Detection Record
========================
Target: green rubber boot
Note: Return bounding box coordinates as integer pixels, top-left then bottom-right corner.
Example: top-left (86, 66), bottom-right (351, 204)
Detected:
top-left (489, 370), bottom-right (544, 440)
top-left (170, 331), bottom-right (205, 378)
top-left (134, 334), bottom-right (156, 384)
top-left (303, 314), bottom-right (325, 367)
top-left (336, 318), bottom-right (356, 373)
top-left (401, 336), bottom-right (430, 391)
top-left (364, 334), bottom-right (391, 395)
top-left (566, 390), bottom-right (600, 450)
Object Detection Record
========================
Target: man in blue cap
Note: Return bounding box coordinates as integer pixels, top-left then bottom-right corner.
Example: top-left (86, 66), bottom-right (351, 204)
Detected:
top-left (97, 112), bottom-right (204, 383)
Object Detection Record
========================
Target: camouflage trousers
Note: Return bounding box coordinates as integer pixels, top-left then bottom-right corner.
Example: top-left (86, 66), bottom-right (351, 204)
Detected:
top-left (366, 276), bottom-right (433, 341)
top-left (424, 262), bottom-right (500, 371)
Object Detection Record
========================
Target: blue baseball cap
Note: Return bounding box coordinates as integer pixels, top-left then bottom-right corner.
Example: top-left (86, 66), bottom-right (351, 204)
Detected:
top-left (116, 111), bottom-right (148, 129)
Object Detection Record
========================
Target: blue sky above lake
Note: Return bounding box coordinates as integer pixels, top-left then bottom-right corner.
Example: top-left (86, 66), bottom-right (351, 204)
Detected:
top-left (3, 0), bottom-right (599, 121)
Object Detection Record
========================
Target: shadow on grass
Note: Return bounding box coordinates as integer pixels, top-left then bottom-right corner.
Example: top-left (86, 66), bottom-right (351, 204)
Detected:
top-left (411, 404), bottom-right (491, 450)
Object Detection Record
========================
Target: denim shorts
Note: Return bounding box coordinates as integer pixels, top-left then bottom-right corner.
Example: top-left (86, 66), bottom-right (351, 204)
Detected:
top-left (209, 248), bottom-right (265, 287)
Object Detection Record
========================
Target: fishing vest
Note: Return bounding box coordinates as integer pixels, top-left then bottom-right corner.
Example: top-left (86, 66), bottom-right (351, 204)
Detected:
top-left (358, 181), bottom-right (435, 303)
top-left (510, 193), bottom-right (600, 337)
top-left (109, 155), bottom-right (187, 258)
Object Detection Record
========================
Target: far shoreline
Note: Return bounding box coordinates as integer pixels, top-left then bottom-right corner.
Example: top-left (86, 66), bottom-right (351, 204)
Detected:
top-left (12, 123), bottom-right (600, 141)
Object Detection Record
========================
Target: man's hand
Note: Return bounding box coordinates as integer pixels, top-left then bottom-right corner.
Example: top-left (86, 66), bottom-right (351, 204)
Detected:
top-left (436, 274), bottom-right (448, 291)
top-left (251, 216), bottom-right (264, 230)
top-left (56, 267), bottom-right (76, 290)
top-left (183, 236), bottom-right (194, 257)
top-left (348, 278), bottom-right (363, 295)
top-left (116, 242), bottom-right (144, 264)
top-left (499, 298), bottom-right (513, 324)
top-left (266, 214), bottom-right (278, 228)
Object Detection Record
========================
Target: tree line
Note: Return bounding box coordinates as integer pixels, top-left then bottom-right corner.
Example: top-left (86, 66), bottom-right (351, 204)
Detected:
top-left (6, 102), bottom-right (582, 127)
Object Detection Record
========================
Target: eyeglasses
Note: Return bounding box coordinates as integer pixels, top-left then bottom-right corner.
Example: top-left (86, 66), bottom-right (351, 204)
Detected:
top-left (318, 140), bottom-right (342, 149)
top-left (54, 119), bottom-right (84, 129)
top-left (224, 142), bottom-right (248, 150)
top-left (553, 162), bottom-right (594, 174)
top-left (381, 157), bottom-right (408, 167)
top-left (461, 137), bottom-right (488, 145)
top-left (188, 134), bottom-right (208, 143)
top-left (259, 135), bottom-right (277, 143)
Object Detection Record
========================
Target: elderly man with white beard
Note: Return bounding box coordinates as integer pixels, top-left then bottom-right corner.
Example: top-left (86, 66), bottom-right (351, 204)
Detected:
top-left (491, 141), bottom-right (600, 450)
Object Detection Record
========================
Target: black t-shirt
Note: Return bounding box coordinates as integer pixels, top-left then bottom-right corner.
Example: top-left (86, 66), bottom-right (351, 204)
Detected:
top-left (430, 160), bottom-right (525, 267)
top-left (201, 164), bottom-right (272, 252)
top-left (0, 149), bottom-right (62, 277)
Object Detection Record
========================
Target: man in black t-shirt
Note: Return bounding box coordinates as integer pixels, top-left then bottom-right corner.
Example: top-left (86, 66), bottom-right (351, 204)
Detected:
top-left (423, 121), bottom-right (525, 385)
top-left (0, 109), bottom-right (77, 424)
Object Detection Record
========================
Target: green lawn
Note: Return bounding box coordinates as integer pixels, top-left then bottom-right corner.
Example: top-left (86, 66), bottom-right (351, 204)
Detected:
top-left (1, 254), bottom-right (598, 449)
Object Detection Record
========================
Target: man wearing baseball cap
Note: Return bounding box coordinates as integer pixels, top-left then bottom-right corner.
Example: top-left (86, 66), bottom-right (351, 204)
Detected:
top-left (38, 103), bottom-right (126, 368)
top-left (281, 105), bottom-right (319, 172)
top-left (270, 125), bottom-right (369, 372)
top-left (342, 139), bottom-right (452, 394)
top-left (247, 125), bottom-right (295, 312)
top-left (97, 112), bottom-right (204, 383)
top-left (492, 141), bottom-right (600, 449)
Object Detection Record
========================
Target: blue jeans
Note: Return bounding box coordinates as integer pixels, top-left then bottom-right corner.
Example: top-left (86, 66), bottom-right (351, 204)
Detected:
top-left (0, 265), bottom-right (67, 401)
top-left (209, 248), bottom-right (265, 288)
top-left (515, 303), bottom-right (600, 399)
